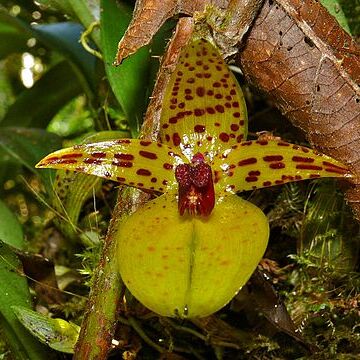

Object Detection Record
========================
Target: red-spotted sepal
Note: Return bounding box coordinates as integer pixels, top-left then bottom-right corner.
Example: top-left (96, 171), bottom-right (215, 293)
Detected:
top-left (213, 140), bottom-right (353, 195)
top-left (160, 38), bottom-right (247, 161)
top-left (36, 139), bottom-right (187, 193)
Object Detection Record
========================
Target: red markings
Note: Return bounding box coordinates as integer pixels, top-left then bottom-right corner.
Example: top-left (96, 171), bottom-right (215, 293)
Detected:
top-left (186, 78), bottom-right (195, 84)
top-left (115, 139), bottom-right (131, 144)
top-left (232, 101), bottom-right (239, 107)
top-left (117, 177), bottom-right (126, 182)
top-left (230, 89), bottom-right (236, 95)
top-left (136, 169), bottom-right (151, 176)
top-left (233, 112), bottom-right (241, 118)
top-left (245, 176), bottom-right (258, 182)
top-left (241, 141), bottom-right (252, 146)
top-left (207, 90), bottom-right (214, 96)
top-left (169, 117), bottom-right (177, 124)
top-left (112, 161), bottom-right (133, 168)
top-left (139, 150), bottom-right (157, 160)
top-left (275, 180), bottom-right (284, 185)
top-left (58, 159), bottom-right (77, 165)
top-left (238, 158), bottom-right (257, 166)
top-left (173, 133), bottom-right (181, 146)
top-left (231, 124), bottom-right (239, 131)
top-left (296, 164), bottom-right (323, 170)
top-left (310, 174), bottom-right (321, 178)
top-left (163, 163), bottom-right (173, 170)
top-left (151, 177), bottom-right (157, 183)
top-left (213, 82), bottom-right (221, 88)
top-left (114, 153), bottom-right (134, 161)
top-left (84, 158), bottom-right (102, 165)
top-left (194, 108), bottom-right (205, 116)
top-left (277, 141), bottom-right (290, 146)
top-left (249, 170), bottom-right (260, 176)
top-left (263, 181), bottom-right (272, 186)
top-left (256, 140), bottom-right (268, 145)
top-left (61, 153), bottom-right (82, 159)
top-left (292, 156), bottom-right (314, 163)
top-left (185, 95), bottom-right (193, 101)
top-left (263, 155), bottom-right (283, 162)
top-left (196, 87), bottom-right (205, 97)
top-left (236, 135), bottom-right (244, 143)
top-left (325, 168), bottom-right (348, 174)
top-left (219, 133), bottom-right (230, 142)
top-left (194, 125), bottom-right (206, 133)
top-left (206, 107), bottom-right (215, 114)
top-left (215, 105), bottom-right (224, 113)
top-left (91, 152), bottom-right (106, 158)
top-left (270, 162), bottom-right (285, 169)
top-left (323, 161), bottom-right (347, 171)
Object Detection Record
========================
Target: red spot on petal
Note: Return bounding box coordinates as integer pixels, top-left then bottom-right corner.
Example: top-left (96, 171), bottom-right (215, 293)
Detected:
top-left (173, 133), bottom-right (181, 146)
top-left (296, 164), bottom-right (323, 170)
top-left (215, 105), bottom-right (224, 113)
top-left (194, 125), bottom-right (206, 133)
top-left (292, 156), bottom-right (315, 163)
top-left (219, 133), bottom-right (230, 142)
top-left (270, 162), bottom-right (285, 169)
top-left (114, 153), bottom-right (134, 160)
top-left (163, 163), bottom-right (173, 170)
top-left (263, 155), bottom-right (284, 162)
top-left (194, 108), bottom-right (205, 116)
top-left (245, 176), bottom-right (258, 182)
top-left (231, 124), bottom-right (239, 131)
top-left (112, 161), bottom-right (133, 168)
top-left (91, 152), bottom-right (106, 158)
top-left (139, 150), bottom-right (157, 160)
top-left (238, 158), bottom-right (257, 166)
top-left (137, 169), bottom-right (151, 176)
top-left (196, 87), bottom-right (205, 97)
top-left (263, 181), bottom-right (271, 186)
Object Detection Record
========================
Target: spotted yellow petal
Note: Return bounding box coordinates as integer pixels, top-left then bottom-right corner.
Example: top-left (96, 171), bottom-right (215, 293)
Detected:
top-left (117, 193), bottom-right (269, 318)
top-left (213, 140), bottom-right (353, 195)
top-left (160, 38), bottom-right (247, 161)
top-left (36, 140), bottom-right (187, 193)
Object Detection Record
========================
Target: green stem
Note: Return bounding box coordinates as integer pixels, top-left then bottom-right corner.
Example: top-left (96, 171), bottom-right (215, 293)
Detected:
top-left (73, 188), bottom-right (150, 359)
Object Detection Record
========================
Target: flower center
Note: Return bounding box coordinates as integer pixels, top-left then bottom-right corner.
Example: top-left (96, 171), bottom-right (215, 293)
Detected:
top-left (175, 153), bottom-right (215, 217)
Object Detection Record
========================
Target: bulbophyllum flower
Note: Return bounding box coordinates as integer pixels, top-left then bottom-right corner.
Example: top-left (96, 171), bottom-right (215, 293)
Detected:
top-left (37, 38), bottom-right (352, 318)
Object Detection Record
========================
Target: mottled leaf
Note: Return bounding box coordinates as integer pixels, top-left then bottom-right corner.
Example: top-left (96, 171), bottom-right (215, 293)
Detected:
top-left (13, 306), bottom-right (79, 354)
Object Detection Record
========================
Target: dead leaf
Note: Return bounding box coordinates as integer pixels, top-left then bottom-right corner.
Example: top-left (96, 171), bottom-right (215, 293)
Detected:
top-left (238, 0), bottom-right (360, 219)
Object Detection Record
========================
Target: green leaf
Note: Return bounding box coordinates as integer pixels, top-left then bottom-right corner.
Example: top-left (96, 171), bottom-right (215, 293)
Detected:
top-left (33, 22), bottom-right (97, 96)
top-left (12, 306), bottom-right (80, 354)
top-left (0, 202), bottom-right (52, 359)
top-left (1, 61), bottom-right (82, 128)
top-left (0, 9), bottom-right (32, 60)
top-left (0, 199), bottom-right (23, 250)
top-left (0, 127), bottom-right (62, 191)
top-left (35, 0), bottom-right (100, 48)
top-left (101, 0), bottom-right (151, 136)
top-left (320, 0), bottom-right (351, 34)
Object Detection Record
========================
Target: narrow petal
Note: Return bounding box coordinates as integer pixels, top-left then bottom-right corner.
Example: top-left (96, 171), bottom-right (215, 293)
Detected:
top-left (36, 140), bottom-right (187, 193)
top-left (160, 38), bottom-right (247, 161)
top-left (213, 140), bottom-right (353, 195)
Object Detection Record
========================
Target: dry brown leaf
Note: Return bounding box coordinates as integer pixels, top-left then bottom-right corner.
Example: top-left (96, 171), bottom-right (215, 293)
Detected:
top-left (239, 0), bottom-right (360, 219)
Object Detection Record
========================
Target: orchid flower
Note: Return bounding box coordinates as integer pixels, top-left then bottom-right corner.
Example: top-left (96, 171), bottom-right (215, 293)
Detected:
top-left (36, 38), bottom-right (352, 318)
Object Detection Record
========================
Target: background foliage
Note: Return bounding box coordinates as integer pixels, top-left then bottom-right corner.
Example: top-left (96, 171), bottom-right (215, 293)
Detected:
top-left (0, 0), bottom-right (358, 359)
